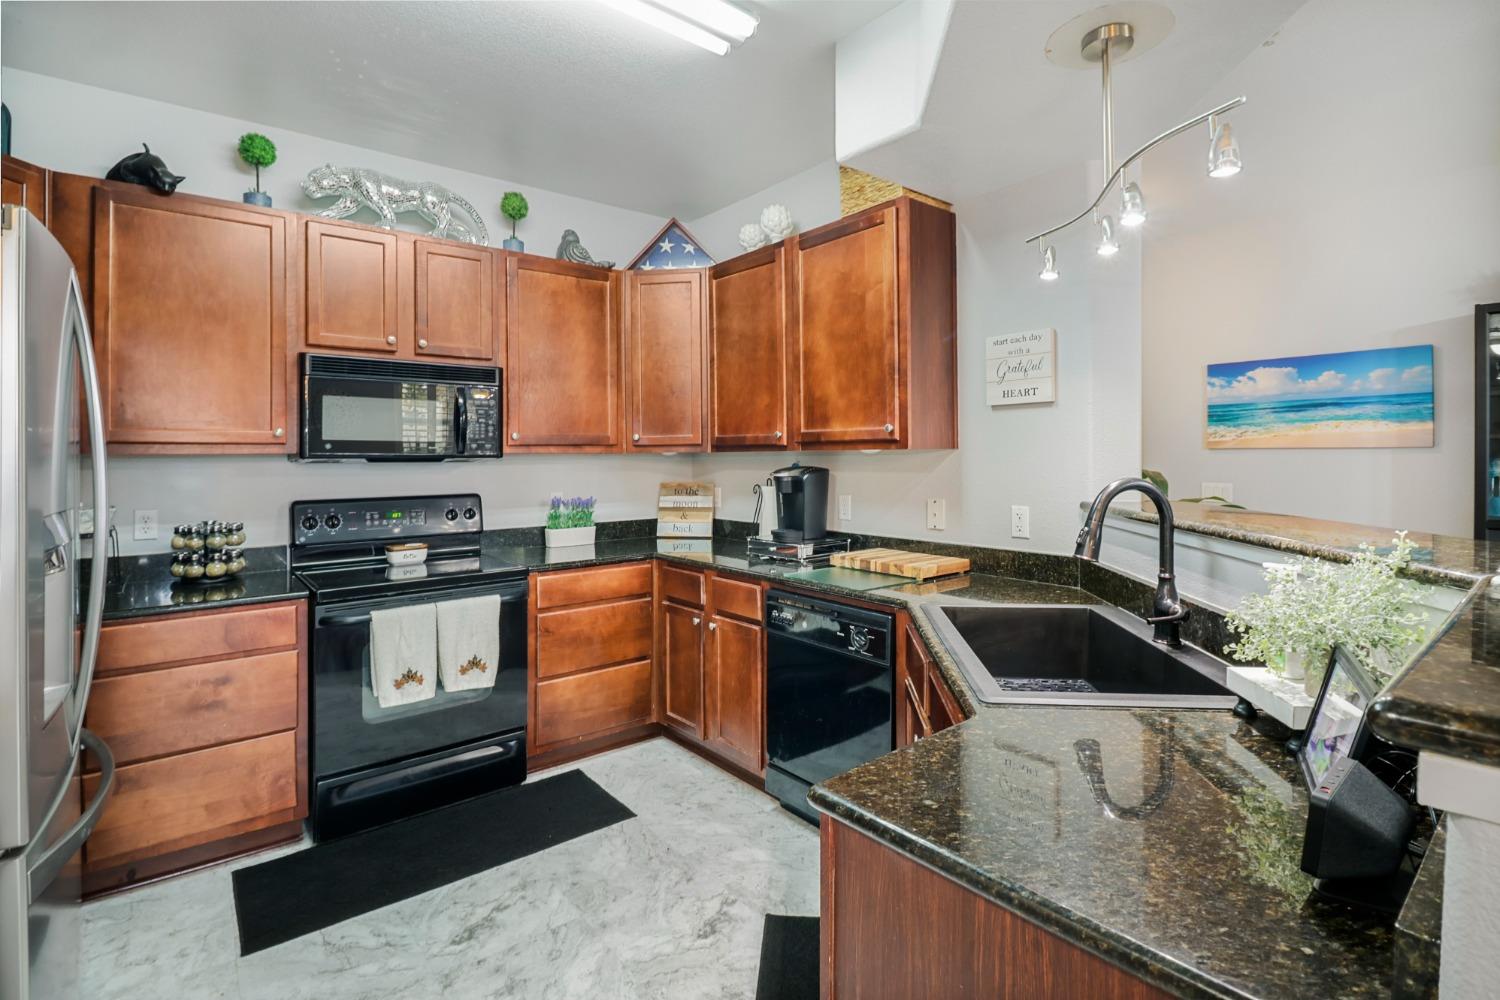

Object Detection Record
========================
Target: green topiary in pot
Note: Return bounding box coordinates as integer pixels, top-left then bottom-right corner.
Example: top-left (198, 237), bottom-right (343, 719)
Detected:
top-left (500, 191), bottom-right (529, 251)
top-left (237, 132), bottom-right (277, 207)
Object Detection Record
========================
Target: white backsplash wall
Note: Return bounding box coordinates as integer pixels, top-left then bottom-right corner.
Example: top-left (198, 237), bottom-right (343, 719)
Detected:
top-left (0, 69), bottom-right (665, 264)
top-left (105, 454), bottom-right (693, 555)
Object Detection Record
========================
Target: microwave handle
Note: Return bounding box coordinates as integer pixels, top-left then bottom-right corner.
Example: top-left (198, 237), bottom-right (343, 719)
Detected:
top-left (454, 387), bottom-right (468, 456)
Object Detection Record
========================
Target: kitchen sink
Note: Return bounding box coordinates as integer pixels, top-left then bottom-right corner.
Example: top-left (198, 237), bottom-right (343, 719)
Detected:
top-left (918, 603), bottom-right (1238, 709)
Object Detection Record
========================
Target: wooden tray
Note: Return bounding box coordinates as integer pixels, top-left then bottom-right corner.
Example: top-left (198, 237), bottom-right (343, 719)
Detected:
top-left (830, 548), bottom-right (970, 582)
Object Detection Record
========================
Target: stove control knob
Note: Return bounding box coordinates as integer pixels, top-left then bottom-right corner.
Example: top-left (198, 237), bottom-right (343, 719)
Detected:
top-left (444, 507), bottom-right (460, 522)
top-left (300, 514), bottom-right (319, 533)
top-left (847, 626), bottom-right (871, 653)
top-left (462, 506), bottom-right (478, 521)
top-left (324, 513), bottom-right (342, 531)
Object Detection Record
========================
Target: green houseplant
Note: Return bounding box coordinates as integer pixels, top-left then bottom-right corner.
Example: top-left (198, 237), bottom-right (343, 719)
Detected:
top-left (237, 132), bottom-right (277, 207)
top-left (500, 191), bottom-right (529, 252)
top-left (545, 495), bottom-right (596, 548)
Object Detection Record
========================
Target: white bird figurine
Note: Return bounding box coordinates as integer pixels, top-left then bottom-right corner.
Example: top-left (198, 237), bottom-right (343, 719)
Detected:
top-left (759, 204), bottom-right (794, 241)
top-left (556, 229), bottom-right (614, 268)
top-left (738, 223), bottom-right (769, 252)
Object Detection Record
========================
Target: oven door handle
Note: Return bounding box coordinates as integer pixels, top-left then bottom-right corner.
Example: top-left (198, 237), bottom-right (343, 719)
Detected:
top-left (323, 612), bottom-right (373, 627)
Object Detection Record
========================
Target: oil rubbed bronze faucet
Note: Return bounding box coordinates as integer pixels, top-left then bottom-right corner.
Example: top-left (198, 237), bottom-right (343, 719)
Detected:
top-left (1075, 477), bottom-right (1189, 647)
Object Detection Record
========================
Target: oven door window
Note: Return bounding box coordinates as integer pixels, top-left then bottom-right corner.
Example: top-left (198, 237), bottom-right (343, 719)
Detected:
top-left (306, 377), bottom-right (457, 457)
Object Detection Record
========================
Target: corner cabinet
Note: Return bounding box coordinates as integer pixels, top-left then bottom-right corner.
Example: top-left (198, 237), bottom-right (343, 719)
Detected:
top-left (625, 268), bottom-right (708, 451)
top-left (505, 254), bottom-right (622, 452)
top-left (708, 243), bottom-right (793, 450)
top-left (92, 185), bottom-right (293, 453)
top-left (789, 197), bottom-right (956, 450)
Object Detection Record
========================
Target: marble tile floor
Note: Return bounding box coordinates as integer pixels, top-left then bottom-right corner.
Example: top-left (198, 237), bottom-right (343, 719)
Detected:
top-left (80, 739), bottom-right (821, 1000)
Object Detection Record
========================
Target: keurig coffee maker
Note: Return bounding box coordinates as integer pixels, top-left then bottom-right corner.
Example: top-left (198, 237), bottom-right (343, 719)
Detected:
top-left (771, 465), bottom-right (829, 542)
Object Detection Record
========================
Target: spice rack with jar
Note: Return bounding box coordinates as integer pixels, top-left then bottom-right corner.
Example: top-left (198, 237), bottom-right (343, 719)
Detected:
top-left (169, 521), bottom-right (248, 582)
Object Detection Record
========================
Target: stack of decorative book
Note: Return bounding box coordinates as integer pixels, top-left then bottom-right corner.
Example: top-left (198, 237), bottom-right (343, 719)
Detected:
top-left (657, 482), bottom-right (714, 538)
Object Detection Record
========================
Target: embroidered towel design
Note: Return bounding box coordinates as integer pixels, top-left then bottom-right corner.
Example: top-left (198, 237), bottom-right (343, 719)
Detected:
top-left (437, 595), bottom-right (502, 692)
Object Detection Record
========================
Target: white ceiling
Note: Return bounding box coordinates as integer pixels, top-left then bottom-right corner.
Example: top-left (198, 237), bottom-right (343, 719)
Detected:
top-left (0, 0), bottom-right (897, 217)
top-left (847, 0), bottom-right (1307, 204)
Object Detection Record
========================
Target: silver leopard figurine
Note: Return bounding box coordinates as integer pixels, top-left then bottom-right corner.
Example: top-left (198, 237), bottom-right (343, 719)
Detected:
top-left (302, 164), bottom-right (489, 245)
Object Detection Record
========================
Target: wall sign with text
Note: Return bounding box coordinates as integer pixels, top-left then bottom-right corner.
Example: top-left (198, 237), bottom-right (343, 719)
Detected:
top-left (986, 329), bottom-right (1056, 406)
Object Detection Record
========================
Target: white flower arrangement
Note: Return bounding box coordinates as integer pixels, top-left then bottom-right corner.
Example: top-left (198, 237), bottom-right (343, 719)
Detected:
top-left (1225, 532), bottom-right (1429, 685)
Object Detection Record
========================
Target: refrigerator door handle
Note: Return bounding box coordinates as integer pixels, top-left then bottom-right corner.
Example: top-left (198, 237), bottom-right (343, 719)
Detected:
top-left (28, 729), bottom-right (113, 903)
top-left (69, 274), bottom-right (109, 758)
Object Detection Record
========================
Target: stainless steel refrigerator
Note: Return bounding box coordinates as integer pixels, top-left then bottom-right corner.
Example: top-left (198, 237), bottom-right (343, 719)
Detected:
top-left (0, 206), bottom-right (114, 1000)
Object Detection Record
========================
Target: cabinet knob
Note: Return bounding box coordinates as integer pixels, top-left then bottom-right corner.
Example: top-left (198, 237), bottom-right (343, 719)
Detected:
top-left (273, 427), bottom-right (284, 438)
top-left (386, 335), bottom-right (398, 345)
top-left (692, 617), bottom-right (701, 626)
top-left (510, 432), bottom-right (519, 440)
top-left (418, 338), bottom-right (429, 349)
top-left (632, 433), bottom-right (641, 442)
top-left (708, 621), bottom-right (718, 632)
top-left (884, 423), bottom-right (895, 434)
top-left (774, 431), bottom-right (782, 439)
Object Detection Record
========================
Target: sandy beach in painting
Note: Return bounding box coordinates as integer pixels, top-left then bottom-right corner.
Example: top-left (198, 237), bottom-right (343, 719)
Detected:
top-left (1206, 420), bottom-right (1434, 449)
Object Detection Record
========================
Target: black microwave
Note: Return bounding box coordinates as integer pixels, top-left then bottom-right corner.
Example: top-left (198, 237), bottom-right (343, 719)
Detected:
top-left (300, 354), bottom-right (502, 460)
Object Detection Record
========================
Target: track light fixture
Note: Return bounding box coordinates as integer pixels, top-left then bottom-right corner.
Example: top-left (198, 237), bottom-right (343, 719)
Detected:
top-left (1026, 12), bottom-right (1245, 280)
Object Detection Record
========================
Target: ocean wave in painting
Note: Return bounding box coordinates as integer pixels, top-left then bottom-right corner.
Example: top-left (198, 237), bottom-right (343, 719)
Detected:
top-left (1207, 392), bottom-right (1434, 434)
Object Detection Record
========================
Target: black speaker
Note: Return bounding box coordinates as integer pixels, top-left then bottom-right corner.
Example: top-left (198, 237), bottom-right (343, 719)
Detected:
top-left (1301, 757), bottom-right (1413, 880)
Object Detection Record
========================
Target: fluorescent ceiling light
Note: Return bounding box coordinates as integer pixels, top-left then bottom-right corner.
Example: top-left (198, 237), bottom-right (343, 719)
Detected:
top-left (656, 0), bottom-right (757, 41)
top-left (599, 0), bottom-right (731, 55)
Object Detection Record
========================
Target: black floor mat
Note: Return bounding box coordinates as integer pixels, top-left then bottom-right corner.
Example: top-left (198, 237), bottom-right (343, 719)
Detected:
top-left (231, 769), bottom-right (634, 955)
top-left (756, 914), bottom-right (820, 1000)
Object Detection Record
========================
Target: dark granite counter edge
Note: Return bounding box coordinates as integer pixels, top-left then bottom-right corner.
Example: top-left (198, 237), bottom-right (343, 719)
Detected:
top-left (101, 581), bottom-right (309, 621)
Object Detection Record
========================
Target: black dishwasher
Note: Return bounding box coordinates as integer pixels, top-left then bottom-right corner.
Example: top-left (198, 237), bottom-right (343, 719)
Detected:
top-left (765, 590), bottom-right (895, 823)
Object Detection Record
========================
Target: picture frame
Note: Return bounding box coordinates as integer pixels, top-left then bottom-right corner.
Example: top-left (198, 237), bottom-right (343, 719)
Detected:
top-left (1297, 646), bottom-right (1381, 791)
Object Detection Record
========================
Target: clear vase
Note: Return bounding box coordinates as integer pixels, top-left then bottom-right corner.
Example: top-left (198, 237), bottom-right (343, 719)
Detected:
top-left (1281, 649), bottom-right (1307, 682)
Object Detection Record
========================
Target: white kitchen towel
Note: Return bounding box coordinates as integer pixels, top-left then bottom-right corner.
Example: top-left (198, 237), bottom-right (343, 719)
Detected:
top-left (436, 595), bottom-right (502, 692)
top-left (369, 604), bottom-right (438, 708)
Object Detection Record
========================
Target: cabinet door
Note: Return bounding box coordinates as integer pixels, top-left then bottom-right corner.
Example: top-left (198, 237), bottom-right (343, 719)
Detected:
top-left (792, 207), bottom-right (900, 446)
top-left (625, 269), bottom-right (706, 450)
top-left (303, 220), bottom-right (400, 354)
top-left (2, 156), bottom-right (48, 223)
top-left (506, 256), bottom-right (620, 450)
top-left (705, 613), bottom-right (764, 773)
top-left (899, 621), bottom-right (932, 748)
top-left (93, 187), bottom-right (290, 449)
top-left (414, 239), bottom-right (499, 361)
top-left (709, 245), bottom-right (790, 449)
top-left (661, 601), bottom-right (704, 737)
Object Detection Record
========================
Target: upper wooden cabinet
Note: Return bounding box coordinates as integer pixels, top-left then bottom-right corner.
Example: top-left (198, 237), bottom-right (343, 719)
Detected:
top-left (92, 185), bottom-right (292, 452)
top-left (301, 220), bottom-right (500, 362)
top-left (625, 268), bottom-right (707, 451)
top-left (506, 254), bottom-right (621, 451)
top-left (708, 243), bottom-right (792, 450)
top-left (2, 156), bottom-right (49, 223)
top-left (790, 197), bottom-right (956, 450)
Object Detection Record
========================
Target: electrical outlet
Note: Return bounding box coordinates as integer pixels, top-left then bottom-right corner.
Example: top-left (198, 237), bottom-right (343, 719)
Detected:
top-left (714, 486), bottom-right (722, 509)
top-left (133, 509), bottom-right (158, 541)
top-left (79, 507), bottom-right (95, 537)
top-left (1201, 482), bottom-right (1234, 502)
top-left (838, 494), bottom-right (853, 521)
top-left (1010, 505), bottom-right (1030, 539)
top-left (926, 498), bottom-right (946, 530)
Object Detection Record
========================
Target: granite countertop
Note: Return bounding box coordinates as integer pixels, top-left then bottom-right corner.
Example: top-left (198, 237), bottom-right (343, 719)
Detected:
top-left (97, 545), bottom-right (307, 621)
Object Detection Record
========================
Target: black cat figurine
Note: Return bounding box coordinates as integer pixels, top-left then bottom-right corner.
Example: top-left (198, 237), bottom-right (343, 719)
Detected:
top-left (105, 143), bottom-right (185, 194)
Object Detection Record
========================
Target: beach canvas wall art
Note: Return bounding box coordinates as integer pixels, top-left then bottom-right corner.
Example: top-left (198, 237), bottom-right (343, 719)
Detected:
top-left (1205, 345), bottom-right (1434, 449)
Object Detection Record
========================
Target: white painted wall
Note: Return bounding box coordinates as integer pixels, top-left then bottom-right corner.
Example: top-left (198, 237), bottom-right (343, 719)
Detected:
top-left (1140, 0), bottom-right (1500, 537)
top-left (685, 158), bottom-right (841, 264)
top-left (1, 69), bottom-right (691, 554)
top-left (695, 162), bottom-right (1143, 555)
top-left (833, 0), bottom-right (953, 162)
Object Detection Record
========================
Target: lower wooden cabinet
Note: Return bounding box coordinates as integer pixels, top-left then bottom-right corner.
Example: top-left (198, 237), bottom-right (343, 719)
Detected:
top-left (703, 611), bottom-right (763, 773)
top-left (530, 562), bottom-right (656, 760)
top-left (83, 600), bottom-right (308, 896)
top-left (661, 600), bottom-right (706, 737)
top-left (898, 619), bottom-right (962, 748)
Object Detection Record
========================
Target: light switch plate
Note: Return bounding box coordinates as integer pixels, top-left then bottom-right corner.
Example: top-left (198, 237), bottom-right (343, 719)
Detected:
top-left (133, 509), bottom-right (158, 541)
top-left (926, 498), bottom-right (946, 530)
top-left (1201, 482), bottom-right (1234, 502)
top-left (1010, 505), bottom-right (1030, 539)
top-left (838, 494), bottom-right (853, 521)
top-left (714, 486), bottom-right (722, 508)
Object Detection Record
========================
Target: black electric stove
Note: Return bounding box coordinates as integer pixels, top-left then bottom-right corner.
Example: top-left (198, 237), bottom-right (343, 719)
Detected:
top-left (291, 494), bottom-right (529, 841)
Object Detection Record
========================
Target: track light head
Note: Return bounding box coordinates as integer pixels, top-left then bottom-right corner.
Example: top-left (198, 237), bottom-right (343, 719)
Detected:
top-left (1208, 117), bottom-right (1242, 178)
top-left (1096, 215), bottom-right (1119, 257)
top-left (1039, 244), bottom-right (1059, 281)
top-left (1120, 182), bottom-right (1146, 227)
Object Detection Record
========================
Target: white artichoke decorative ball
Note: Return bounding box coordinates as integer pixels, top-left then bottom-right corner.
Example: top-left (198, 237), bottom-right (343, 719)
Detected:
top-left (738, 223), bottom-right (769, 252)
top-left (759, 204), bottom-right (794, 241)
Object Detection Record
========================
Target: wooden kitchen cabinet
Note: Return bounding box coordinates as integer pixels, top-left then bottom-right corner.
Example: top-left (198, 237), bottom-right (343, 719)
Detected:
top-left (2, 156), bottom-right (49, 223)
top-left (506, 254), bottom-right (622, 451)
top-left (625, 268), bottom-right (707, 451)
top-left (708, 243), bottom-right (792, 449)
top-left (303, 220), bottom-right (401, 354)
top-left (898, 618), bottom-right (962, 748)
top-left (789, 197), bottom-right (956, 450)
top-left (92, 185), bottom-right (292, 452)
top-left (661, 600), bottom-right (706, 737)
top-left (83, 600), bottom-right (308, 896)
top-left (413, 237), bottom-right (499, 360)
top-left (530, 562), bottom-right (656, 762)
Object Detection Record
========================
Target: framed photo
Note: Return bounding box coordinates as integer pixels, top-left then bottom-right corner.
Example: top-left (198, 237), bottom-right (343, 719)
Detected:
top-left (1298, 646), bottom-right (1381, 791)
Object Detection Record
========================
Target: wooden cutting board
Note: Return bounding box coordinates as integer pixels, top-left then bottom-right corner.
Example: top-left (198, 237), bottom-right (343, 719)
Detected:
top-left (831, 548), bottom-right (971, 581)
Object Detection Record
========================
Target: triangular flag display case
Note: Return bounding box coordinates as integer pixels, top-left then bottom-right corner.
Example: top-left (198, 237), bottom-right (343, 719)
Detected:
top-left (627, 218), bottom-right (714, 270)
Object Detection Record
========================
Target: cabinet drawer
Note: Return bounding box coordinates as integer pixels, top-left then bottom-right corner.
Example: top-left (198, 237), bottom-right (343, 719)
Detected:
top-left (85, 650), bottom-right (299, 767)
top-left (83, 731), bottom-right (300, 869)
top-left (659, 563), bottom-right (706, 608)
top-left (709, 574), bottom-right (761, 622)
top-left (535, 658), bottom-right (653, 747)
top-left (535, 562), bottom-right (651, 609)
top-left (98, 602), bottom-right (299, 674)
top-left (536, 597), bottom-right (652, 678)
